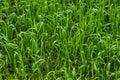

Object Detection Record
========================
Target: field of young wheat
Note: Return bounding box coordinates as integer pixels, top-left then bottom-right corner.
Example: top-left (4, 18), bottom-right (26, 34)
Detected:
top-left (0, 0), bottom-right (120, 79)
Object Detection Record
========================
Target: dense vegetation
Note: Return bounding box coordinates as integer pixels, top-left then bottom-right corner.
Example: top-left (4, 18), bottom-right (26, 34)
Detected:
top-left (0, 0), bottom-right (120, 79)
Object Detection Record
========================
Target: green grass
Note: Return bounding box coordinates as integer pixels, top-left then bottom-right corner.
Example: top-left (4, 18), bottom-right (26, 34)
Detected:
top-left (0, 0), bottom-right (120, 79)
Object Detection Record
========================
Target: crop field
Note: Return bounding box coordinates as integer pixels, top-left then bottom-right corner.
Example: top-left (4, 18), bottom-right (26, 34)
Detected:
top-left (0, 0), bottom-right (120, 79)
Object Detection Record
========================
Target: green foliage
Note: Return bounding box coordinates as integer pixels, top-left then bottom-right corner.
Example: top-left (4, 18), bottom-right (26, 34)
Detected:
top-left (0, 0), bottom-right (120, 79)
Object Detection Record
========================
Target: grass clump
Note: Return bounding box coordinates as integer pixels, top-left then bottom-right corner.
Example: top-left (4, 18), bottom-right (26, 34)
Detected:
top-left (0, 0), bottom-right (120, 79)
